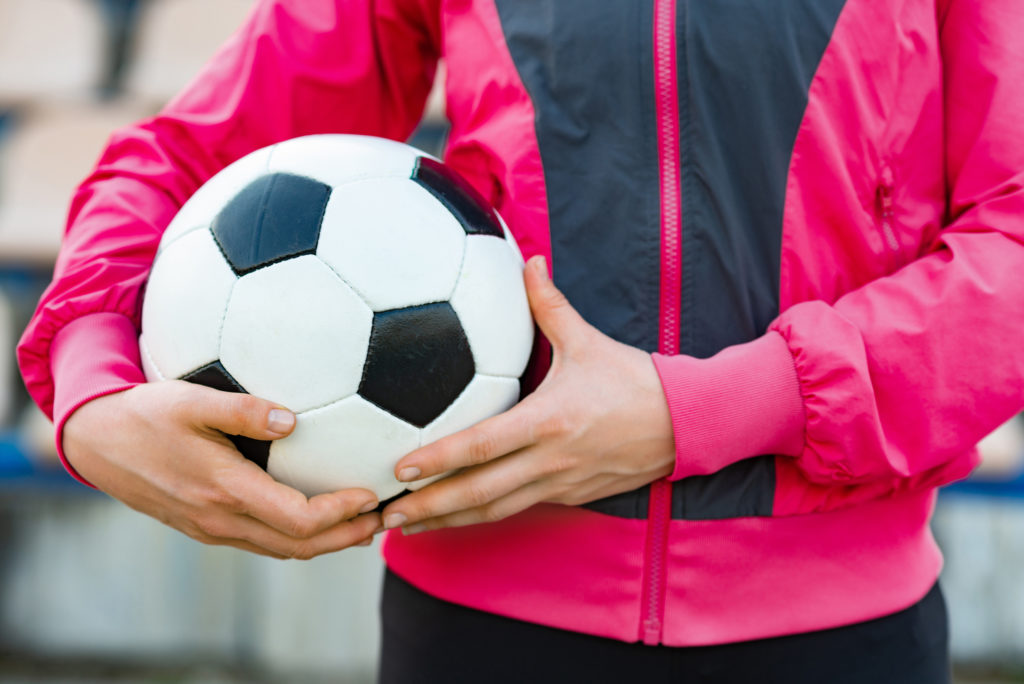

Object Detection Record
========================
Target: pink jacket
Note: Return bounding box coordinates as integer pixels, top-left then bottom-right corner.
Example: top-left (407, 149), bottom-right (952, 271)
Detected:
top-left (18, 0), bottom-right (1024, 646)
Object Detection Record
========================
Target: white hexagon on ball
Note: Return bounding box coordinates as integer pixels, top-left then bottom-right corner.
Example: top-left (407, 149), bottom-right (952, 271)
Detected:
top-left (317, 179), bottom-right (466, 311)
top-left (450, 236), bottom-right (534, 378)
top-left (219, 255), bottom-right (372, 413)
top-left (267, 134), bottom-right (424, 189)
top-left (497, 213), bottom-right (524, 265)
top-left (268, 395), bottom-right (420, 500)
top-left (140, 228), bottom-right (236, 380)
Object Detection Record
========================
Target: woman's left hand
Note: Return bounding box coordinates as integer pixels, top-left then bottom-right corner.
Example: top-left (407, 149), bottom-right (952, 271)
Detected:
top-left (380, 255), bottom-right (676, 535)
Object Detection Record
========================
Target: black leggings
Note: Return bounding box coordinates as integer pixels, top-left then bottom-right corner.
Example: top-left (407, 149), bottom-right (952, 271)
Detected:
top-left (379, 569), bottom-right (951, 684)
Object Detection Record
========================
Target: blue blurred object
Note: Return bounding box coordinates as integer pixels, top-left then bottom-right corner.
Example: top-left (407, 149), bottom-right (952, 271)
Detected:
top-left (944, 474), bottom-right (1024, 500)
top-left (0, 431), bottom-right (32, 477)
top-left (0, 109), bottom-right (15, 143)
top-left (0, 431), bottom-right (80, 490)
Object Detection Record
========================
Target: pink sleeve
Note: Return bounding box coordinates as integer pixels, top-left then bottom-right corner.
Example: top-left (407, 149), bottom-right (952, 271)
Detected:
top-left (16, 0), bottom-right (440, 459)
top-left (49, 313), bottom-right (146, 486)
top-left (767, 0), bottom-right (1024, 486)
top-left (652, 332), bottom-right (805, 481)
top-left (653, 1), bottom-right (1024, 488)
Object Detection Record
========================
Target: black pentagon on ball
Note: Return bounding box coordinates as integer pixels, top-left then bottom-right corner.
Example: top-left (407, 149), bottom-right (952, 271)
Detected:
top-left (181, 361), bottom-right (271, 470)
top-left (211, 172), bottom-right (331, 275)
top-left (412, 157), bottom-right (505, 238)
top-left (358, 302), bottom-right (475, 428)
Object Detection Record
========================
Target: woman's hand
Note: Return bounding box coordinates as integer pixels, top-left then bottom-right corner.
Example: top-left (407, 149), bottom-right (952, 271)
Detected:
top-left (380, 256), bottom-right (676, 534)
top-left (63, 381), bottom-right (382, 559)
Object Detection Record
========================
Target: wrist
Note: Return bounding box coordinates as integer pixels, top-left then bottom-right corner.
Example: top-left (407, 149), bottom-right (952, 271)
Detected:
top-left (51, 314), bottom-right (145, 486)
top-left (651, 331), bottom-right (805, 481)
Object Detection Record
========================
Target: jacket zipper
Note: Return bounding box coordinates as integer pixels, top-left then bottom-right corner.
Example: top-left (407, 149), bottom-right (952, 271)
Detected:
top-left (640, 0), bottom-right (681, 647)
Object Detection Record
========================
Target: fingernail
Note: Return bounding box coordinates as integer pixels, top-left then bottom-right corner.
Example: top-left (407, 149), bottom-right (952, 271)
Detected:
top-left (534, 256), bottom-right (549, 280)
top-left (373, 524), bottom-right (385, 535)
top-left (267, 408), bottom-right (295, 434)
top-left (403, 524), bottom-right (427, 536)
top-left (397, 467), bottom-right (421, 482)
top-left (384, 513), bottom-right (407, 529)
top-left (358, 500), bottom-right (379, 514)
top-left (357, 537), bottom-right (373, 547)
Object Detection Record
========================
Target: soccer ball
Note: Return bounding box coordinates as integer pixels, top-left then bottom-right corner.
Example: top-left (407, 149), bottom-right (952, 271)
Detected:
top-left (139, 134), bottom-right (534, 500)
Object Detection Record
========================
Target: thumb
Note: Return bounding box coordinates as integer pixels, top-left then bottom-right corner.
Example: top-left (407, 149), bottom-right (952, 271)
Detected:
top-left (524, 255), bottom-right (589, 350)
top-left (182, 383), bottom-right (296, 440)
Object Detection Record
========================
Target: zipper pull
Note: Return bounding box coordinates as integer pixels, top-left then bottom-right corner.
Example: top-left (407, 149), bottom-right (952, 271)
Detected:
top-left (875, 165), bottom-right (899, 252)
top-left (876, 165), bottom-right (895, 216)
top-left (643, 617), bottom-right (662, 645)
top-left (878, 185), bottom-right (893, 217)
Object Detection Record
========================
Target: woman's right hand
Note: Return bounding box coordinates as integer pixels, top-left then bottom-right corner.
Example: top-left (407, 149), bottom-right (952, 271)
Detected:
top-left (62, 380), bottom-right (382, 559)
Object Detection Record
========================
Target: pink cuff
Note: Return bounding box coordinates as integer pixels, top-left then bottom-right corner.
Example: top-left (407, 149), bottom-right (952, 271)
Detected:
top-left (652, 331), bottom-right (805, 481)
top-left (50, 313), bottom-right (146, 487)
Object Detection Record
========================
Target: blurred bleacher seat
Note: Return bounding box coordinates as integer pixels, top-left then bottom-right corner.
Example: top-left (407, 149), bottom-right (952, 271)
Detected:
top-left (973, 414), bottom-right (1024, 481)
top-left (124, 0), bottom-right (257, 105)
top-left (425, 60), bottom-right (447, 123)
top-left (0, 0), bottom-right (106, 106)
top-left (0, 101), bottom-right (154, 264)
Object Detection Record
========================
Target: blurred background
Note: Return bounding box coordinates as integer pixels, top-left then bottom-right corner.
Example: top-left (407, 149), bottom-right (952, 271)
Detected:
top-left (0, 0), bottom-right (1021, 682)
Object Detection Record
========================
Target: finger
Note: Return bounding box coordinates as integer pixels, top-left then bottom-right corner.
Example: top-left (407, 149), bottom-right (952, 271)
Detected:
top-left (394, 402), bottom-right (538, 482)
top-left (523, 255), bottom-right (590, 351)
top-left (180, 382), bottom-right (296, 440)
top-left (192, 511), bottom-right (381, 559)
top-left (401, 480), bottom-right (549, 535)
top-left (275, 512), bottom-right (381, 559)
top-left (192, 532), bottom-right (288, 559)
top-left (178, 515), bottom-right (288, 559)
top-left (400, 469), bottom-right (662, 533)
top-left (221, 463), bottom-right (379, 538)
top-left (386, 444), bottom-right (550, 528)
